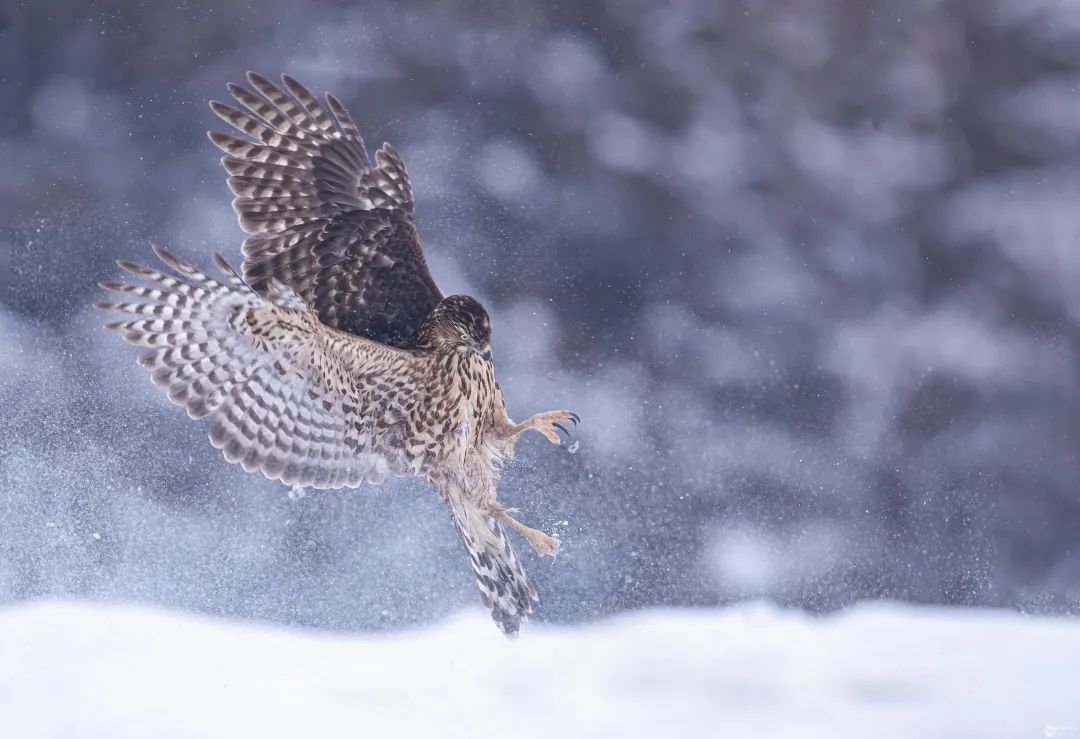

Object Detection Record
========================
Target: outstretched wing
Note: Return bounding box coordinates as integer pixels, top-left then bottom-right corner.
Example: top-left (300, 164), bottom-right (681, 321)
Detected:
top-left (96, 247), bottom-right (424, 489)
top-left (208, 72), bottom-right (442, 348)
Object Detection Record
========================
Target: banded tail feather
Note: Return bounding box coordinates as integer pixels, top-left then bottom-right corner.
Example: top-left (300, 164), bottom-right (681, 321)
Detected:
top-left (443, 482), bottom-right (538, 637)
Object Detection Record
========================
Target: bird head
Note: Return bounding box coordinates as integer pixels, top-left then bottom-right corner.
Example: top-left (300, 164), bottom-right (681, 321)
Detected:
top-left (418, 295), bottom-right (493, 360)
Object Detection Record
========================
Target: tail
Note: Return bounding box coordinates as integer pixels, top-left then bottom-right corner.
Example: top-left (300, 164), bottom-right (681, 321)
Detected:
top-left (445, 488), bottom-right (538, 638)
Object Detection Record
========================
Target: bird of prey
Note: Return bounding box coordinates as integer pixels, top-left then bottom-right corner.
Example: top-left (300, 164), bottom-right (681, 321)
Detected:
top-left (96, 72), bottom-right (578, 636)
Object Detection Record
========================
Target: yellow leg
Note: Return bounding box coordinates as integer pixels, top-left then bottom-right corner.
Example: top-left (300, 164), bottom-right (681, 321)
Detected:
top-left (497, 511), bottom-right (560, 557)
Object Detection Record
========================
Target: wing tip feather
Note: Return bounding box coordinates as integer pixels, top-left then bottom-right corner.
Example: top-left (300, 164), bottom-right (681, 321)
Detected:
top-left (207, 130), bottom-right (240, 152)
top-left (116, 259), bottom-right (145, 276)
top-left (246, 70), bottom-right (271, 87)
top-left (212, 251), bottom-right (240, 279)
top-left (150, 243), bottom-right (173, 263)
top-left (208, 99), bottom-right (233, 119)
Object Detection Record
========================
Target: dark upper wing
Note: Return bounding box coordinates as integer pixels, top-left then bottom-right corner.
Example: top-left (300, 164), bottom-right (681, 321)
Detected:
top-left (208, 72), bottom-right (443, 347)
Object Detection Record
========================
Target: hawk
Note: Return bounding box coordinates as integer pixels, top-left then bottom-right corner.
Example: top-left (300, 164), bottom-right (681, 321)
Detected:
top-left (95, 72), bottom-right (578, 636)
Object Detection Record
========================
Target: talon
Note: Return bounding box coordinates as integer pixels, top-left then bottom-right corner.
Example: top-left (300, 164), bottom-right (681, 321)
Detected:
top-left (553, 422), bottom-right (571, 441)
top-left (570, 412), bottom-right (580, 425)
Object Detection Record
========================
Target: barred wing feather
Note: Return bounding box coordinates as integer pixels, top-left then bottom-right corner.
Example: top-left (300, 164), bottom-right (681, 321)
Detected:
top-left (208, 72), bottom-right (442, 348)
top-left (96, 247), bottom-right (421, 489)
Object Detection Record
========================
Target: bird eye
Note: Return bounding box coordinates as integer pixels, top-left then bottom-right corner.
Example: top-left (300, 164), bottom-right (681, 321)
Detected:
top-left (460, 333), bottom-right (469, 342)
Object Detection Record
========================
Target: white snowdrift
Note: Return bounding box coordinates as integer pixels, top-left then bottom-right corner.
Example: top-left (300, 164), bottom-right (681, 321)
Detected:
top-left (0, 600), bottom-right (1077, 739)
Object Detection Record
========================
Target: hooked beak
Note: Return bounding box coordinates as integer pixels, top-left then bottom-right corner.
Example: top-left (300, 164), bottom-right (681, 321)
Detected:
top-left (477, 342), bottom-right (492, 361)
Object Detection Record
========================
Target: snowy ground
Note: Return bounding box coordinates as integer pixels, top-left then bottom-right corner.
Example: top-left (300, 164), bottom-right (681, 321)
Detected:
top-left (0, 600), bottom-right (1077, 739)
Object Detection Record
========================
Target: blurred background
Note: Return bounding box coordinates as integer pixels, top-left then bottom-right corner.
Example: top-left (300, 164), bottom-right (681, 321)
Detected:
top-left (2, 0), bottom-right (1079, 632)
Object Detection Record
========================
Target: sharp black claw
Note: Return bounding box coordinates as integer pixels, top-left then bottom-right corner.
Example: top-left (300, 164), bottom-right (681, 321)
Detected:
top-left (554, 422), bottom-right (571, 441)
top-left (570, 412), bottom-right (580, 425)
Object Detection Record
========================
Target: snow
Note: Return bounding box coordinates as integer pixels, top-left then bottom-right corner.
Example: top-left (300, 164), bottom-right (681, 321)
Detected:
top-left (1, 600), bottom-right (1077, 738)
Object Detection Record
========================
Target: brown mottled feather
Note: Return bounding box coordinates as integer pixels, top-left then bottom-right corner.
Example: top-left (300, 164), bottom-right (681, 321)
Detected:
top-left (98, 72), bottom-right (557, 638)
top-left (97, 247), bottom-right (540, 635)
top-left (208, 72), bottom-right (441, 348)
